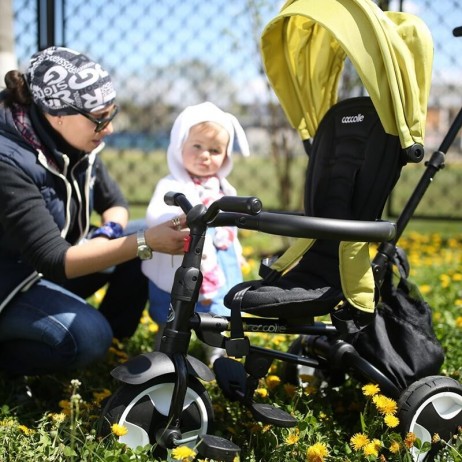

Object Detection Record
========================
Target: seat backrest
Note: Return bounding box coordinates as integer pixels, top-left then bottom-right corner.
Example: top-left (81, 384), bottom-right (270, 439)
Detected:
top-left (291, 96), bottom-right (405, 289)
top-left (305, 96), bottom-right (404, 221)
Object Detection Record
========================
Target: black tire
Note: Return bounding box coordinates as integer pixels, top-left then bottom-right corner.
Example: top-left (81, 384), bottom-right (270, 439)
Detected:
top-left (99, 373), bottom-right (214, 459)
top-left (398, 375), bottom-right (462, 461)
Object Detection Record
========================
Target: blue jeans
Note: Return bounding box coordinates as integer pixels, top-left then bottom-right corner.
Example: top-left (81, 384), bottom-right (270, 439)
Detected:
top-left (0, 279), bottom-right (113, 376)
top-left (0, 219), bottom-right (148, 376)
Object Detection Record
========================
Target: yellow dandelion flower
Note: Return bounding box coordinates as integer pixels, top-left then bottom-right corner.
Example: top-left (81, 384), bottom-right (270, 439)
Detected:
top-left (452, 273), bottom-right (462, 281)
top-left (404, 432), bottom-right (417, 448)
top-left (362, 383), bottom-right (380, 397)
top-left (241, 245), bottom-right (253, 257)
top-left (255, 387), bottom-right (268, 398)
top-left (283, 383), bottom-right (297, 398)
top-left (18, 424), bottom-right (34, 435)
top-left (59, 399), bottom-right (71, 416)
top-left (350, 433), bottom-right (370, 451)
top-left (148, 322), bottom-right (158, 333)
top-left (265, 374), bottom-right (281, 390)
top-left (372, 394), bottom-right (398, 415)
top-left (286, 429), bottom-right (300, 445)
top-left (49, 412), bottom-right (66, 424)
top-left (363, 441), bottom-right (379, 457)
top-left (93, 388), bottom-right (112, 405)
top-left (306, 442), bottom-right (329, 462)
top-left (111, 423), bottom-right (128, 437)
top-left (171, 445), bottom-right (196, 461)
top-left (419, 284), bottom-right (431, 294)
top-left (455, 316), bottom-right (462, 328)
top-left (384, 413), bottom-right (400, 428)
top-left (304, 385), bottom-right (318, 396)
top-left (389, 440), bottom-right (400, 453)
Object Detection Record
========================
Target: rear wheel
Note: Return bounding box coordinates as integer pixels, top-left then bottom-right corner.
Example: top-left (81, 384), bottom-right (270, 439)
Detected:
top-left (99, 373), bottom-right (214, 459)
top-left (397, 375), bottom-right (462, 461)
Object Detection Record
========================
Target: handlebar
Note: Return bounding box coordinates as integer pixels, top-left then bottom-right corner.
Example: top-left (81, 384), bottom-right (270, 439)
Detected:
top-left (165, 192), bottom-right (396, 242)
top-left (453, 26), bottom-right (462, 37)
top-left (212, 212), bottom-right (396, 242)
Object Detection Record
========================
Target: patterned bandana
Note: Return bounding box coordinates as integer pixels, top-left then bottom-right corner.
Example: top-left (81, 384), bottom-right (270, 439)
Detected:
top-left (26, 46), bottom-right (116, 116)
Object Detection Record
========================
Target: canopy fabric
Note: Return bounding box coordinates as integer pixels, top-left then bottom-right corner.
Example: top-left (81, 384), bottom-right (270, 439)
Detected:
top-left (260, 0), bottom-right (434, 149)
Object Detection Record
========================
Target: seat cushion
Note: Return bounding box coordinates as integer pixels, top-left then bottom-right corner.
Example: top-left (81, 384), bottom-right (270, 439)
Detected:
top-left (224, 276), bottom-right (343, 318)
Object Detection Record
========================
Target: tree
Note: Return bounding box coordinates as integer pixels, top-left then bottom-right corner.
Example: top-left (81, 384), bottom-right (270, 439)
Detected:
top-left (0, 0), bottom-right (18, 87)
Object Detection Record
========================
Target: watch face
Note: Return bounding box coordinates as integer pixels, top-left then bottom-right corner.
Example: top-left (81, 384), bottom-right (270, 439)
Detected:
top-left (138, 245), bottom-right (152, 260)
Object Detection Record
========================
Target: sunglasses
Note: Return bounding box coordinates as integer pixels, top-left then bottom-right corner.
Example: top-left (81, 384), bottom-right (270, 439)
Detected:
top-left (48, 97), bottom-right (119, 133)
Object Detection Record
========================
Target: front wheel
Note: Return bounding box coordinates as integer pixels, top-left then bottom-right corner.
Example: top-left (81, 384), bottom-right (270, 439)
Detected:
top-left (99, 373), bottom-right (214, 459)
top-left (397, 375), bottom-right (462, 461)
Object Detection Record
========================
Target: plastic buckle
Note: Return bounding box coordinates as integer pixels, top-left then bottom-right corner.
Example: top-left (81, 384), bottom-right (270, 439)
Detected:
top-left (225, 337), bottom-right (250, 358)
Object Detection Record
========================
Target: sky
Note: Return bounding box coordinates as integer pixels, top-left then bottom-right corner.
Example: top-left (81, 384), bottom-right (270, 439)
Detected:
top-left (10, 0), bottom-right (462, 105)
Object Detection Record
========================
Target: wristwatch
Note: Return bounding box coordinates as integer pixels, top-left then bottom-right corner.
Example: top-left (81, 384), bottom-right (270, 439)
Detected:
top-left (136, 230), bottom-right (153, 260)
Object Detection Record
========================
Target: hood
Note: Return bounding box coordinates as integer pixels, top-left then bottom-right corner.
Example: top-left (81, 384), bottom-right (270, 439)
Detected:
top-left (167, 101), bottom-right (250, 183)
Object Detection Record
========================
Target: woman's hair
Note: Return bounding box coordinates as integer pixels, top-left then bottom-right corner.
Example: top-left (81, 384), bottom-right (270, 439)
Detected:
top-left (4, 70), bottom-right (32, 107)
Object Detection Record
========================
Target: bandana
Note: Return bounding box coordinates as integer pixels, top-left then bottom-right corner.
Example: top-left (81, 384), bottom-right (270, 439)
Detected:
top-left (26, 46), bottom-right (116, 115)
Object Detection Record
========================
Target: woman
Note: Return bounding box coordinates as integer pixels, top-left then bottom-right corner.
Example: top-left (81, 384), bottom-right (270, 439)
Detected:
top-left (0, 46), bottom-right (186, 377)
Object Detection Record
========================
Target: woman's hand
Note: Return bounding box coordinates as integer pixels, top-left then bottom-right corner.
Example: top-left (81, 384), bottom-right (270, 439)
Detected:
top-left (145, 215), bottom-right (188, 255)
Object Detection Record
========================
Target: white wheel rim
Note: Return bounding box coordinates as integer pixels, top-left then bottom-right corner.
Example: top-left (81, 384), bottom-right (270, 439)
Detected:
top-left (117, 382), bottom-right (209, 450)
top-left (407, 391), bottom-right (462, 461)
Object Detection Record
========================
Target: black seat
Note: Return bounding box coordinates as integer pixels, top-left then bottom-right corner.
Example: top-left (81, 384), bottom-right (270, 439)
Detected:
top-left (224, 97), bottom-right (405, 319)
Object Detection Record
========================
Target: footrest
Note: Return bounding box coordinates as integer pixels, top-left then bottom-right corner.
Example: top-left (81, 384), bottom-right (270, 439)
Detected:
top-left (197, 434), bottom-right (241, 462)
top-left (250, 402), bottom-right (298, 427)
top-left (213, 357), bottom-right (246, 401)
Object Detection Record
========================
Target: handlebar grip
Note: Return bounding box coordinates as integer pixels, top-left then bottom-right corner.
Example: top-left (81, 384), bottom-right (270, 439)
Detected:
top-left (164, 192), bottom-right (193, 213)
top-left (453, 26), bottom-right (462, 37)
top-left (216, 196), bottom-right (262, 215)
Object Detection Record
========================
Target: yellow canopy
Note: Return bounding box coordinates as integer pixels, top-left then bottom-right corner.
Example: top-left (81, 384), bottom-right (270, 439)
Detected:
top-left (260, 0), bottom-right (433, 149)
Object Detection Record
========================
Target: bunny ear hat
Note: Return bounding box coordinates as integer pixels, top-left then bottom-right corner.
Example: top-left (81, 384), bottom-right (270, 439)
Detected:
top-left (167, 101), bottom-right (250, 183)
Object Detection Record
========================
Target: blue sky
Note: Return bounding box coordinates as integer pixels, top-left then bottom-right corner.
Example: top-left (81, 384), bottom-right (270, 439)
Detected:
top-left (11, 0), bottom-right (462, 104)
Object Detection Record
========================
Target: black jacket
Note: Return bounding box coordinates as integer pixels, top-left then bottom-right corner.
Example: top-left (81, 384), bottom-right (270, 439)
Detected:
top-left (0, 94), bottom-right (128, 310)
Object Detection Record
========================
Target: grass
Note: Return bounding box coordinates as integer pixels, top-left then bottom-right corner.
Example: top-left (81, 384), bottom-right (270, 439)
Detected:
top-left (0, 226), bottom-right (462, 461)
top-left (2, 153), bottom-right (462, 461)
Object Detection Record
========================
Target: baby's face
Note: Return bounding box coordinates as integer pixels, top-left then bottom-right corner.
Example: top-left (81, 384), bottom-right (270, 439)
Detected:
top-left (182, 122), bottom-right (229, 177)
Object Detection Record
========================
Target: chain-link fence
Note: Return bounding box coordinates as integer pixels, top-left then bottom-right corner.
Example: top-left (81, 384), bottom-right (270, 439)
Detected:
top-left (8, 0), bottom-right (462, 218)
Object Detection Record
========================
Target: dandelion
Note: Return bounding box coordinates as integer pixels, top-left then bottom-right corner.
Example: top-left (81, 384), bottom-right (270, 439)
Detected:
top-left (265, 374), bottom-right (281, 390)
top-left (255, 387), bottom-right (268, 398)
top-left (306, 441), bottom-right (329, 462)
top-left (93, 388), bottom-right (112, 405)
top-left (350, 433), bottom-right (370, 451)
top-left (362, 383), bottom-right (380, 397)
top-left (419, 284), bottom-right (431, 294)
top-left (363, 441), bottom-right (379, 457)
top-left (285, 429), bottom-right (300, 445)
top-left (59, 399), bottom-right (71, 416)
top-left (171, 445), bottom-right (196, 461)
top-left (372, 394), bottom-right (398, 415)
top-left (304, 385), bottom-right (318, 396)
top-left (455, 316), bottom-right (462, 328)
top-left (389, 440), bottom-right (400, 453)
top-left (404, 432), bottom-right (417, 448)
top-left (384, 413), bottom-right (400, 428)
top-left (283, 383), bottom-right (297, 398)
top-left (111, 423), bottom-right (128, 437)
top-left (49, 412), bottom-right (66, 424)
top-left (18, 424), bottom-right (34, 435)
